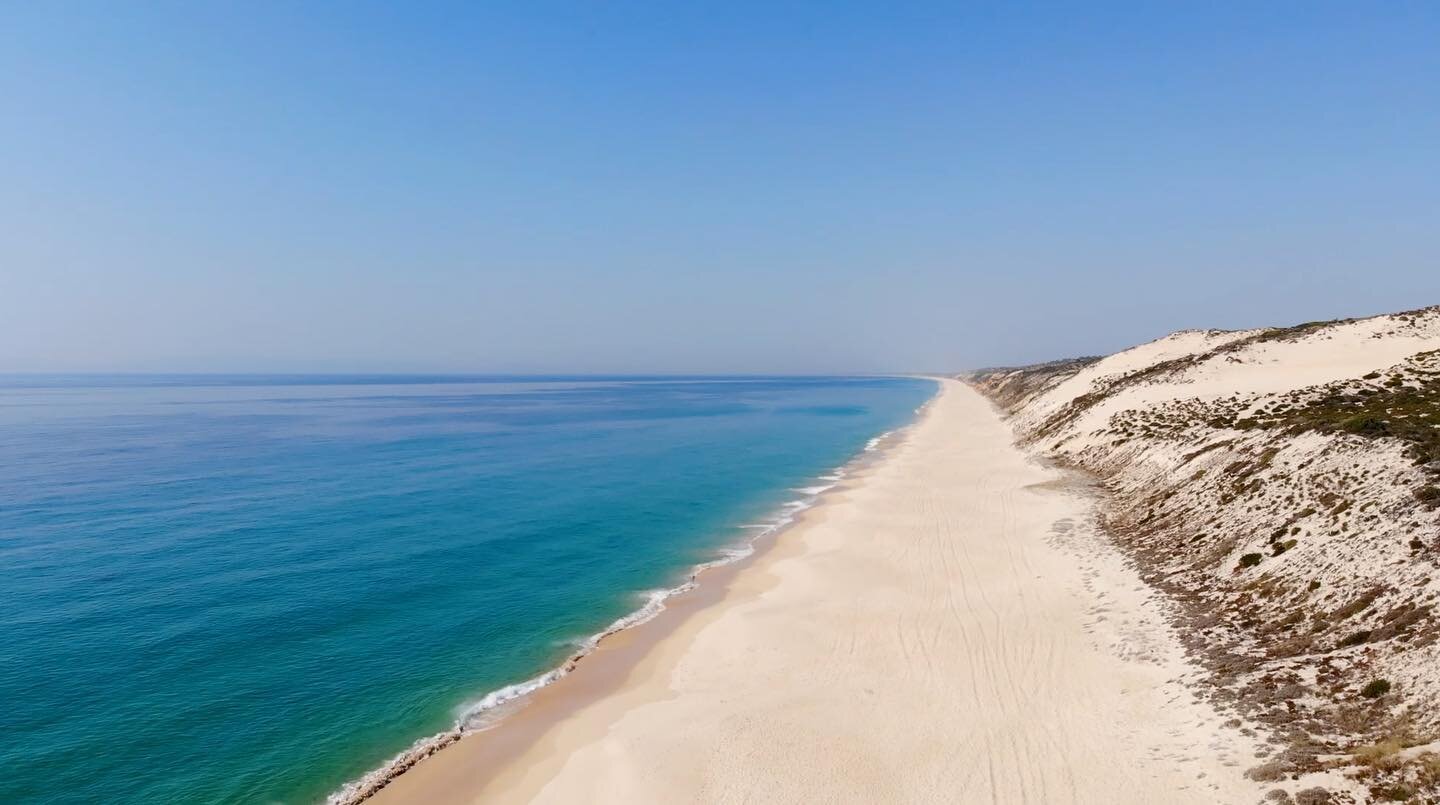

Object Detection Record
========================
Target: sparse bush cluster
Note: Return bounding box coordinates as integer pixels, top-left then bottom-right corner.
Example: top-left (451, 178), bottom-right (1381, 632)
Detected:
top-left (1218, 350), bottom-right (1440, 475)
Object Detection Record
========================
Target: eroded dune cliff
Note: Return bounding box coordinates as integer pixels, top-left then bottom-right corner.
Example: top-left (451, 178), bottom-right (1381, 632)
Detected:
top-left (970, 307), bottom-right (1440, 802)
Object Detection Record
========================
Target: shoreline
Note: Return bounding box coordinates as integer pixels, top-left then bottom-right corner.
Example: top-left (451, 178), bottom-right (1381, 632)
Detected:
top-left (327, 390), bottom-right (939, 804)
top-left (364, 379), bottom-right (1264, 803)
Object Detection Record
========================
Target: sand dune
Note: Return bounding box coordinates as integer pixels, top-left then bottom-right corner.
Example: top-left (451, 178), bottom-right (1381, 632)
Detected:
top-left (971, 307), bottom-right (1440, 800)
top-left (370, 380), bottom-right (1260, 804)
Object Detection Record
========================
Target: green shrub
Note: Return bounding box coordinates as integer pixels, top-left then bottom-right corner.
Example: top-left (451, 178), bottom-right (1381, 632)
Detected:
top-left (1239, 552), bottom-right (1263, 568)
top-left (1341, 414), bottom-right (1389, 436)
top-left (1361, 679), bottom-right (1392, 698)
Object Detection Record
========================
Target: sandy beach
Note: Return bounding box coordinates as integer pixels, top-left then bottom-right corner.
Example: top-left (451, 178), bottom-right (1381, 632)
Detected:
top-left (369, 378), bottom-right (1261, 804)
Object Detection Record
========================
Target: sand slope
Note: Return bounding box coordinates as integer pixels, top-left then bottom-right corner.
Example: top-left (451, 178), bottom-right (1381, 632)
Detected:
top-left (371, 380), bottom-right (1259, 804)
top-left (970, 307), bottom-right (1440, 800)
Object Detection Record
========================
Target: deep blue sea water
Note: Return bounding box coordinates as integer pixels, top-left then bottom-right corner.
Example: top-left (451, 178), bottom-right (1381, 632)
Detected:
top-left (0, 374), bottom-right (934, 804)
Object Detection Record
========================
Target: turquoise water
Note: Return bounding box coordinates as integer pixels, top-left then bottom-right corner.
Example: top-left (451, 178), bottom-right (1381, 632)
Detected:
top-left (0, 375), bottom-right (935, 804)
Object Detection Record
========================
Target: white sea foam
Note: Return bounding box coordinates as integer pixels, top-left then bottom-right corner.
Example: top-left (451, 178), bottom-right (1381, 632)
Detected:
top-left (324, 408), bottom-right (928, 805)
top-left (863, 429), bottom-right (897, 452)
top-left (791, 483), bottom-right (835, 495)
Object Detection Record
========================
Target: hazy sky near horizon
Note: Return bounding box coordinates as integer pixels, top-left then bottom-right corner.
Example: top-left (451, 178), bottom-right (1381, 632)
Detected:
top-left (3, 2), bottom-right (1438, 373)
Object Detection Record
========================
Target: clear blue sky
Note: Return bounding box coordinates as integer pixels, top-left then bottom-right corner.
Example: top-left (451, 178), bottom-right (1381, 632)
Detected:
top-left (3, 2), bottom-right (1437, 373)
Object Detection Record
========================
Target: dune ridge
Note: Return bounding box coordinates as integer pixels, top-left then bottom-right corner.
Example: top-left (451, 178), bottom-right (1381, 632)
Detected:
top-left (970, 305), bottom-right (1440, 802)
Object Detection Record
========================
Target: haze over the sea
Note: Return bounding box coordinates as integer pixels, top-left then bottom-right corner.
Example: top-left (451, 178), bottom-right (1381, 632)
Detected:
top-left (3, 3), bottom-right (1439, 376)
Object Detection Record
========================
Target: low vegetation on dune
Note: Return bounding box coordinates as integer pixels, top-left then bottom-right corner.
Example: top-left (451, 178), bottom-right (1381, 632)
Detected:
top-left (964, 355), bottom-right (1101, 412)
top-left (968, 306), bottom-right (1440, 803)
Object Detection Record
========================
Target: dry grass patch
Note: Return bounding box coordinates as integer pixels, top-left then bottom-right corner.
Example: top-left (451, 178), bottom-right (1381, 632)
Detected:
top-left (1354, 738), bottom-right (1407, 771)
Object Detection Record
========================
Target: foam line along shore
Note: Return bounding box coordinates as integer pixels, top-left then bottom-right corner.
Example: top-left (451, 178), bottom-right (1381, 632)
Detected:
top-left (328, 387), bottom-right (939, 804)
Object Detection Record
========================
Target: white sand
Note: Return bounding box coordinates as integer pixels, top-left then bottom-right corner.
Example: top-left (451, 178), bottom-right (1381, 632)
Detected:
top-left (369, 379), bottom-right (1261, 804)
top-left (1019, 314), bottom-right (1440, 453)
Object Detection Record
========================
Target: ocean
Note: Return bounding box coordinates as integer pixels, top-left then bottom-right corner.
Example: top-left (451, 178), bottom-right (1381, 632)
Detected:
top-left (0, 374), bottom-right (935, 804)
